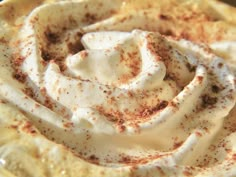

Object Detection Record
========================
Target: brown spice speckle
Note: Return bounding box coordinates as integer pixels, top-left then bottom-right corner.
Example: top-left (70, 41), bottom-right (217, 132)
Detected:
top-left (232, 154), bottom-right (236, 161)
top-left (186, 63), bottom-right (196, 72)
top-left (211, 85), bottom-right (221, 93)
top-left (149, 100), bottom-right (168, 114)
top-left (12, 56), bottom-right (25, 67)
top-left (84, 13), bottom-right (97, 23)
top-left (41, 50), bottom-right (51, 61)
top-left (159, 14), bottom-right (170, 20)
top-left (67, 41), bottom-right (84, 54)
top-left (63, 122), bottom-right (74, 128)
top-left (195, 131), bottom-right (202, 137)
top-left (197, 76), bottom-right (203, 83)
top-left (13, 70), bottom-right (27, 83)
top-left (44, 29), bottom-right (60, 44)
top-left (183, 170), bottom-right (192, 176)
top-left (173, 141), bottom-right (183, 149)
top-left (22, 87), bottom-right (34, 98)
top-left (217, 62), bottom-right (223, 69)
top-left (22, 121), bottom-right (37, 134)
top-left (202, 95), bottom-right (217, 107)
top-left (88, 155), bottom-right (99, 164)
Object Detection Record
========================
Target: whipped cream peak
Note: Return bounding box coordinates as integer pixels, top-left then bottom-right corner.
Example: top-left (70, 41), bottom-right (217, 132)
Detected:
top-left (6, 25), bottom-right (235, 166)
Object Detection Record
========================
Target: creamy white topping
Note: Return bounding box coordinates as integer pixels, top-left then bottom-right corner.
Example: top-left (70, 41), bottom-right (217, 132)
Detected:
top-left (210, 41), bottom-right (236, 74)
top-left (0, 0), bottom-right (236, 176)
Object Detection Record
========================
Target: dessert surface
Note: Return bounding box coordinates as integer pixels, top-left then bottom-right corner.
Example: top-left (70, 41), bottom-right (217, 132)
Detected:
top-left (0, 0), bottom-right (235, 176)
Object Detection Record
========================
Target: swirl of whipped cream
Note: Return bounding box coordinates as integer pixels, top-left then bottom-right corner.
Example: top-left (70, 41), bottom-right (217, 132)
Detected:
top-left (0, 0), bottom-right (236, 176)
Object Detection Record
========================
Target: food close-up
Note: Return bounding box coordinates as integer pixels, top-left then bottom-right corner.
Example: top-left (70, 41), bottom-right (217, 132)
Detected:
top-left (0, 0), bottom-right (235, 176)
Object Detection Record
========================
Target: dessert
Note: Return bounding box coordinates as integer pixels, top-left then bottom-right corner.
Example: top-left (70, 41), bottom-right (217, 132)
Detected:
top-left (0, 0), bottom-right (235, 176)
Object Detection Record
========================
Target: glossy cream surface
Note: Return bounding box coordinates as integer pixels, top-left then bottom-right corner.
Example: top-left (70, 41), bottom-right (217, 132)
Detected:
top-left (0, 0), bottom-right (236, 176)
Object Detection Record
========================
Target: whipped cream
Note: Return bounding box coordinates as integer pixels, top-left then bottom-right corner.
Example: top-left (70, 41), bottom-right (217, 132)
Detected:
top-left (0, 0), bottom-right (235, 176)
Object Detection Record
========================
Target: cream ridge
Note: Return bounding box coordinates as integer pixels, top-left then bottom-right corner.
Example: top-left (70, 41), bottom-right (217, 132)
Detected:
top-left (0, 0), bottom-right (236, 176)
